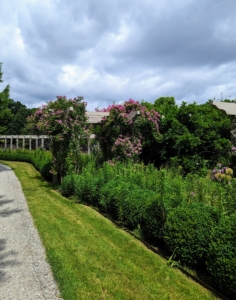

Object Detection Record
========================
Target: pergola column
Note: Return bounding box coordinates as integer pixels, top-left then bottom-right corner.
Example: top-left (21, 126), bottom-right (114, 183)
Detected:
top-left (4, 137), bottom-right (7, 149)
top-left (16, 137), bottom-right (19, 149)
top-left (10, 136), bottom-right (13, 150)
top-left (36, 138), bottom-right (38, 150)
top-left (29, 136), bottom-right (32, 150)
top-left (41, 136), bottom-right (44, 149)
top-left (23, 137), bottom-right (25, 149)
top-left (87, 139), bottom-right (91, 154)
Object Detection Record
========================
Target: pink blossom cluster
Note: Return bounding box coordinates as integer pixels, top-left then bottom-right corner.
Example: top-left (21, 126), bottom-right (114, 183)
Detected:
top-left (28, 95), bottom-right (88, 142)
top-left (98, 99), bottom-right (160, 130)
top-left (112, 135), bottom-right (142, 162)
top-left (96, 104), bottom-right (125, 113)
top-left (95, 99), bottom-right (161, 162)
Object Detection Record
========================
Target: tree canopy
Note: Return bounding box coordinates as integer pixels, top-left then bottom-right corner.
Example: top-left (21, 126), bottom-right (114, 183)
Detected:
top-left (142, 97), bottom-right (231, 172)
top-left (0, 63), bottom-right (13, 134)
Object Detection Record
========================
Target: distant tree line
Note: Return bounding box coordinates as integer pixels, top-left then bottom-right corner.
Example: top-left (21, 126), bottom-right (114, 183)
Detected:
top-left (140, 97), bottom-right (232, 173)
top-left (0, 63), bottom-right (36, 135)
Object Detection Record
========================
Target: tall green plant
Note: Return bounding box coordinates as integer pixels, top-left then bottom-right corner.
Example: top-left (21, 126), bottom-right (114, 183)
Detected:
top-left (163, 203), bottom-right (219, 268)
top-left (0, 62), bottom-right (14, 134)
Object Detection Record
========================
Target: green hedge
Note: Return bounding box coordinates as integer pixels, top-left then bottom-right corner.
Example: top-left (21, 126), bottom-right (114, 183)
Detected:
top-left (163, 203), bottom-right (219, 268)
top-left (0, 149), bottom-right (53, 181)
top-left (206, 214), bottom-right (236, 298)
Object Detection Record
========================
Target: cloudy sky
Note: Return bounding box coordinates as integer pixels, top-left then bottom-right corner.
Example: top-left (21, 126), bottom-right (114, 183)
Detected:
top-left (1, 0), bottom-right (236, 110)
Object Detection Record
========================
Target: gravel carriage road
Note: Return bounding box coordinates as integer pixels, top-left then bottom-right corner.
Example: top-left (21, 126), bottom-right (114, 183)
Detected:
top-left (0, 164), bottom-right (62, 300)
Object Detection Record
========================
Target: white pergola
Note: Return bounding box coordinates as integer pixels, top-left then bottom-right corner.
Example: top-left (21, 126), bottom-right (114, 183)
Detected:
top-left (0, 135), bottom-right (48, 150)
top-left (0, 111), bottom-right (140, 152)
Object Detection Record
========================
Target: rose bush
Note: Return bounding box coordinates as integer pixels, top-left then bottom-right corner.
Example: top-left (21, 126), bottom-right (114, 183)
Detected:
top-left (28, 96), bottom-right (89, 181)
top-left (94, 99), bottom-right (160, 163)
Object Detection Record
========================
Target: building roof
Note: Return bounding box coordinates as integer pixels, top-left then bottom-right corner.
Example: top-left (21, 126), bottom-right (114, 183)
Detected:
top-left (211, 101), bottom-right (236, 115)
top-left (85, 112), bottom-right (110, 123)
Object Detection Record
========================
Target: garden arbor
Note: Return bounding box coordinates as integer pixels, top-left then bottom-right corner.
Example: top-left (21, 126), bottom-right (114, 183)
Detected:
top-left (0, 111), bottom-right (109, 151)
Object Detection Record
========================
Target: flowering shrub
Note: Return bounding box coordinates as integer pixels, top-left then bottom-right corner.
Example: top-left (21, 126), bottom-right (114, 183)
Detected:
top-left (211, 163), bottom-right (233, 183)
top-left (27, 96), bottom-right (89, 181)
top-left (94, 99), bottom-right (160, 162)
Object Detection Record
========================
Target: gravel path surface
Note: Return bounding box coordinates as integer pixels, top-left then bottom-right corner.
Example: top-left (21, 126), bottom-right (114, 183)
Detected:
top-left (0, 164), bottom-right (62, 300)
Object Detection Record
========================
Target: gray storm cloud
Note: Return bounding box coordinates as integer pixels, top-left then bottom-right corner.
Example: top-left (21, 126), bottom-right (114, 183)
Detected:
top-left (0, 0), bottom-right (236, 110)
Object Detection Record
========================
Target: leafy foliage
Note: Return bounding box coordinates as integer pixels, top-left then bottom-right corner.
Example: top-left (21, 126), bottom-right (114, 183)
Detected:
top-left (163, 203), bottom-right (219, 268)
top-left (60, 173), bottom-right (77, 197)
top-left (0, 63), bottom-right (13, 134)
top-left (0, 149), bottom-right (52, 180)
top-left (142, 97), bottom-right (231, 172)
top-left (140, 198), bottom-right (167, 245)
top-left (5, 101), bottom-right (36, 134)
top-left (206, 214), bottom-right (236, 298)
top-left (60, 159), bottom-right (236, 298)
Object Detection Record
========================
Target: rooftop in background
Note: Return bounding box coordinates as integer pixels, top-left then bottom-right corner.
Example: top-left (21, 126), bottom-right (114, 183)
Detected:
top-left (211, 101), bottom-right (236, 115)
top-left (85, 111), bottom-right (140, 123)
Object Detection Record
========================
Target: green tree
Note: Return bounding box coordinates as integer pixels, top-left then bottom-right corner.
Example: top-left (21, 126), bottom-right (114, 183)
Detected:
top-left (6, 101), bottom-right (35, 134)
top-left (143, 97), bottom-right (231, 172)
top-left (0, 63), bottom-right (13, 133)
top-left (175, 101), bottom-right (231, 170)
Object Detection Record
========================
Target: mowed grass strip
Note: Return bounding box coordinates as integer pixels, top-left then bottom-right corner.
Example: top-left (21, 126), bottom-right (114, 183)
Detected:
top-left (1, 161), bottom-right (221, 300)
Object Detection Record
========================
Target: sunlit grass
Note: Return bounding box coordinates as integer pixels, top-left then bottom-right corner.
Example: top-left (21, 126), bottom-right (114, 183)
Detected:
top-left (1, 160), bottom-right (221, 300)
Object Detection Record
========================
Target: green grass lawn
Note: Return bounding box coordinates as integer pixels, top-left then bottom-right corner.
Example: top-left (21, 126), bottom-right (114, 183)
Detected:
top-left (1, 160), bottom-right (221, 300)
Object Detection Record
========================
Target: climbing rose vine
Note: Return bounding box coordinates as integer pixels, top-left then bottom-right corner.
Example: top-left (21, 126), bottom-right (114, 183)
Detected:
top-left (28, 96), bottom-right (89, 180)
top-left (112, 135), bottom-right (142, 162)
top-left (94, 99), bottom-right (160, 162)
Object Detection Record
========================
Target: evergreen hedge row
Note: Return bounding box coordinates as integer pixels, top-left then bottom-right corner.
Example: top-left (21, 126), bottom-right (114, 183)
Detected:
top-left (0, 149), bottom-right (53, 181)
top-left (61, 161), bottom-right (236, 299)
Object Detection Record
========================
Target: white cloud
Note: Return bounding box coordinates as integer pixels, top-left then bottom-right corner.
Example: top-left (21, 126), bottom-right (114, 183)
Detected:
top-left (0, 0), bottom-right (236, 111)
